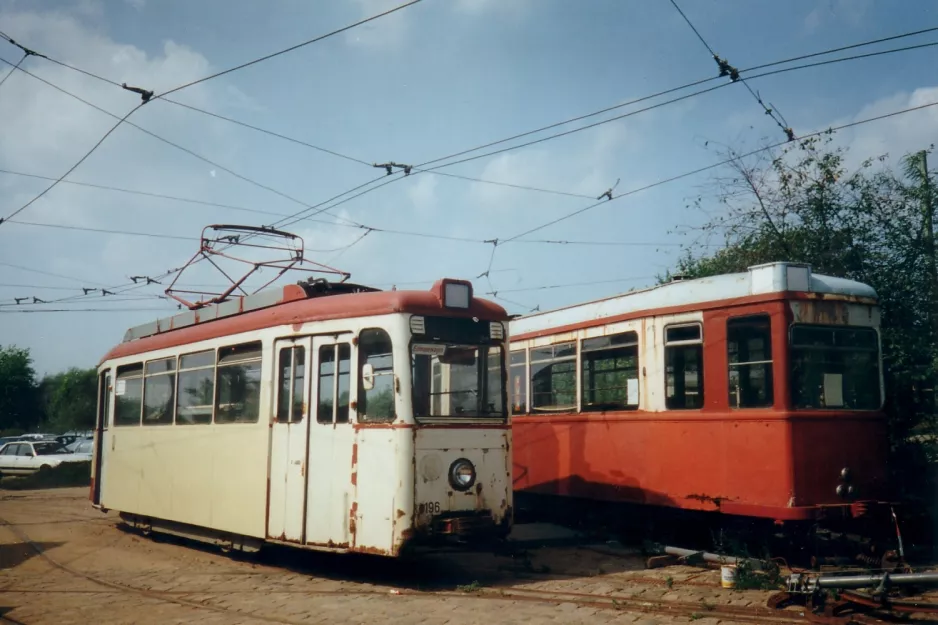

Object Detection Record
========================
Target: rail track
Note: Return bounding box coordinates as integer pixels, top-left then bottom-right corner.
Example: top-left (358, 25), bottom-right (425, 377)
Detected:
top-left (1, 515), bottom-right (807, 625)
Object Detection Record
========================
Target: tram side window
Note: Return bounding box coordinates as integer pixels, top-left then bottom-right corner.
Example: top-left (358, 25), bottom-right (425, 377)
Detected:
top-left (318, 344), bottom-right (352, 424)
top-left (665, 323), bottom-right (704, 410)
top-left (530, 342), bottom-right (576, 412)
top-left (142, 357), bottom-right (176, 426)
top-left (581, 332), bottom-right (640, 411)
top-left (215, 342), bottom-right (263, 424)
top-left (790, 325), bottom-right (881, 409)
top-left (277, 345), bottom-right (306, 423)
top-left (509, 350), bottom-right (528, 414)
top-left (728, 316), bottom-right (774, 408)
top-left (176, 350), bottom-right (214, 425)
top-left (358, 329), bottom-right (395, 423)
top-left (114, 363), bottom-right (144, 426)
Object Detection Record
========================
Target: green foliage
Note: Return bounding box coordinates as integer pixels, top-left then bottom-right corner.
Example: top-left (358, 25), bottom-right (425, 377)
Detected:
top-left (665, 137), bottom-right (938, 501)
top-left (39, 367), bottom-right (97, 432)
top-left (0, 346), bottom-right (40, 432)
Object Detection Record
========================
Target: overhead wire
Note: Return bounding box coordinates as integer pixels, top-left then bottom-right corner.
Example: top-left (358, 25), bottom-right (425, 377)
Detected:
top-left (0, 0), bottom-right (425, 228)
top-left (668, 0), bottom-right (793, 139)
top-left (278, 36), bottom-right (938, 232)
top-left (500, 97), bottom-right (938, 243)
top-left (154, 1), bottom-right (425, 100)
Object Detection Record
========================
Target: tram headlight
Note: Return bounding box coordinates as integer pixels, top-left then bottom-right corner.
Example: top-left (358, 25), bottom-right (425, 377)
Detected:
top-left (448, 458), bottom-right (476, 491)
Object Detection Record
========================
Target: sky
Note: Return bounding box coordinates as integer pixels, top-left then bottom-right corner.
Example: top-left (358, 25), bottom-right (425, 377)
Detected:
top-left (0, 0), bottom-right (937, 375)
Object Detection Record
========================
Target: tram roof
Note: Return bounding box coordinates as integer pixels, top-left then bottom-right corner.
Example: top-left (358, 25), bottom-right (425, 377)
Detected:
top-left (511, 262), bottom-right (877, 337)
top-left (101, 279), bottom-right (506, 364)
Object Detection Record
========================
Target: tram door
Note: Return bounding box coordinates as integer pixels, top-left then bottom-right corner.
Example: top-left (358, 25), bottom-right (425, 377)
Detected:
top-left (267, 337), bottom-right (312, 543)
top-left (305, 337), bottom-right (355, 546)
top-left (92, 370), bottom-right (110, 505)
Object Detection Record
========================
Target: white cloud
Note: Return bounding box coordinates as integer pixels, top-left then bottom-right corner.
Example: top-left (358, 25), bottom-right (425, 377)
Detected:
top-left (405, 174), bottom-right (438, 214)
top-left (345, 0), bottom-right (410, 50)
top-left (454, 0), bottom-right (530, 16)
top-left (823, 85), bottom-right (938, 169)
top-left (124, 0), bottom-right (145, 10)
top-left (803, 0), bottom-right (871, 33)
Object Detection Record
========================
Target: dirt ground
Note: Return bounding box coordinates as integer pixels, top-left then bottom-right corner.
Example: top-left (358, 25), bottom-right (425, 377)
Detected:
top-left (0, 488), bottom-right (928, 624)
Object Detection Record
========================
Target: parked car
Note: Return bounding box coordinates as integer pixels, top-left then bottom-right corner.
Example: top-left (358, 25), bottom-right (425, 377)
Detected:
top-left (65, 438), bottom-right (94, 455)
top-left (0, 436), bottom-right (24, 447)
top-left (0, 441), bottom-right (91, 477)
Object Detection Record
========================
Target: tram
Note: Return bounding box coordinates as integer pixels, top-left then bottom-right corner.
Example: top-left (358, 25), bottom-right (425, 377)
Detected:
top-left (91, 278), bottom-right (512, 557)
top-left (509, 262), bottom-right (892, 531)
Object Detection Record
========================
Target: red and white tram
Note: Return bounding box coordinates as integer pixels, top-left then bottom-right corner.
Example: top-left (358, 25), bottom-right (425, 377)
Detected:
top-left (91, 278), bottom-right (512, 557)
top-left (509, 262), bottom-right (890, 528)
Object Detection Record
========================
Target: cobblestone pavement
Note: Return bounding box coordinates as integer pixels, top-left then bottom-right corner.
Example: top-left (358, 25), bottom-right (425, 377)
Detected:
top-left (0, 488), bottom-right (898, 624)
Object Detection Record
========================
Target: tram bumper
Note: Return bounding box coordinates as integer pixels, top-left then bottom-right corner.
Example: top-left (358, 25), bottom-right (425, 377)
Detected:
top-left (409, 426), bottom-right (513, 547)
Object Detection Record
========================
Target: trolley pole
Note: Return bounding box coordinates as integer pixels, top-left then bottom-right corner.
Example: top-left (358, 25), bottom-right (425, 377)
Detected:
top-left (919, 150), bottom-right (938, 408)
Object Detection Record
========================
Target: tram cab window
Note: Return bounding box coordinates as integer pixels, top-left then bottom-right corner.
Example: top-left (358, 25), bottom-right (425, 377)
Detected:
top-left (530, 342), bottom-right (576, 412)
top-left (143, 357), bottom-right (176, 426)
top-left (581, 332), bottom-right (639, 411)
top-left (509, 350), bottom-right (528, 414)
top-left (277, 345), bottom-right (306, 423)
top-left (318, 344), bottom-right (351, 424)
top-left (728, 316), bottom-right (773, 408)
top-left (790, 325), bottom-right (881, 410)
top-left (215, 342), bottom-right (263, 424)
top-left (358, 329), bottom-right (395, 422)
top-left (176, 350), bottom-right (215, 425)
top-left (664, 323), bottom-right (704, 410)
top-left (114, 363), bottom-right (144, 426)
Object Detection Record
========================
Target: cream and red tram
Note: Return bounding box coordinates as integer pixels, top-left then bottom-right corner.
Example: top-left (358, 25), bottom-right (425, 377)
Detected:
top-left (90, 279), bottom-right (512, 556)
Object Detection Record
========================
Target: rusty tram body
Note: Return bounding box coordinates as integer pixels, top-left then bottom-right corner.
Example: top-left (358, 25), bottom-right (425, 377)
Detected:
top-left (509, 262), bottom-right (891, 535)
top-left (91, 278), bottom-right (512, 557)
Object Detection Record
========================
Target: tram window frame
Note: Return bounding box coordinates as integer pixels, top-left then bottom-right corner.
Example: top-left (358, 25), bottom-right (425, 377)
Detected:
top-left (214, 341), bottom-right (263, 424)
top-left (581, 331), bottom-right (640, 412)
top-left (114, 363), bottom-right (144, 426)
top-left (789, 324), bottom-right (882, 410)
top-left (664, 322), bottom-right (704, 410)
top-left (727, 315), bottom-right (774, 409)
top-left (530, 342), bottom-right (577, 413)
top-left (317, 343), bottom-right (352, 424)
top-left (142, 356), bottom-right (177, 426)
top-left (175, 350), bottom-right (215, 425)
top-left (509, 349), bottom-right (528, 414)
top-left (358, 329), bottom-right (395, 423)
top-left (276, 344), bottom-right (306, 424)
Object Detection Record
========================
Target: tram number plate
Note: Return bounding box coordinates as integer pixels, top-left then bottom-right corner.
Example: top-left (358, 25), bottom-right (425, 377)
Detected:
top-left (419, 502), bottom-right (441, 515)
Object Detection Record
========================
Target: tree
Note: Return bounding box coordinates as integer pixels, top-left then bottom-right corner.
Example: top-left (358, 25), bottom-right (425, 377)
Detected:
top-left (664, 137), bottom-right (938, 500)
top-left (0, 345), bottom-right (40, 433)
top-left (40, 367), bottom-right (98, 432)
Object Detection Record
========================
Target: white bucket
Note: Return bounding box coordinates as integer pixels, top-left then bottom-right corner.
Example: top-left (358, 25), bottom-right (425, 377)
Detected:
top-left (720, 564), bottom-right (737, 589)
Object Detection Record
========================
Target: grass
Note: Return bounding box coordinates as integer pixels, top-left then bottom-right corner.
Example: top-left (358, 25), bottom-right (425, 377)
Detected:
top-left (456, 581), bottom-right (482, 593)
top-left (0, 461), bottom-right (91, 490)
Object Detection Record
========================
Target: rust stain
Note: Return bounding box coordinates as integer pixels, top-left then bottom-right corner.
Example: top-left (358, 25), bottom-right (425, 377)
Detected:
top-left (396, 509), bottom-right (406, 519)
top-left (354, 545), bottom-right (391, 556)
top-left (350, 443), bottom-right (358, 467)
top-left (350, 471), bottom-right (357, 486)
top-left (685, 493), bottom-right (727, 507)
top-left (292, 322), bottom-right (303, 331)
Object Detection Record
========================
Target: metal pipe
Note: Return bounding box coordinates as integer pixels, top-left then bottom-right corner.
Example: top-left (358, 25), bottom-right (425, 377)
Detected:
top-left (817, 571), bottom-right (938, 589)
top-left (660, 545), bottom-right (767, 570)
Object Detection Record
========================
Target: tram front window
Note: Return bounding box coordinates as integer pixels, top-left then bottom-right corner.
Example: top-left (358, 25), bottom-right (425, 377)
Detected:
top-left (411, 344), bottom-right (505, 420)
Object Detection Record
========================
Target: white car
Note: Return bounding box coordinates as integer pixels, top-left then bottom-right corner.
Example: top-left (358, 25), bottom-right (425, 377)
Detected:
top-left (0, 441), bottom-right (91, 477)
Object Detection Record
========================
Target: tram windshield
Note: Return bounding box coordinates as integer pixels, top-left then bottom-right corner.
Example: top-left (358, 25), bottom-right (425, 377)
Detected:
top-left (411, 343), bottom-right (505, 420)
top-left (790, 325), bottom-right (882, 410)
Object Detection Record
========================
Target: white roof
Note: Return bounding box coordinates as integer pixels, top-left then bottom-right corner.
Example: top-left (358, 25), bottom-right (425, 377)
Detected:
top-left (511, 262), bottom-right (877, 336)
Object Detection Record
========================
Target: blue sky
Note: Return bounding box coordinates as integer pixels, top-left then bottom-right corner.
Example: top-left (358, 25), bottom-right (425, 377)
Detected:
top-left (1, 0), bottom-right (937, 374)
